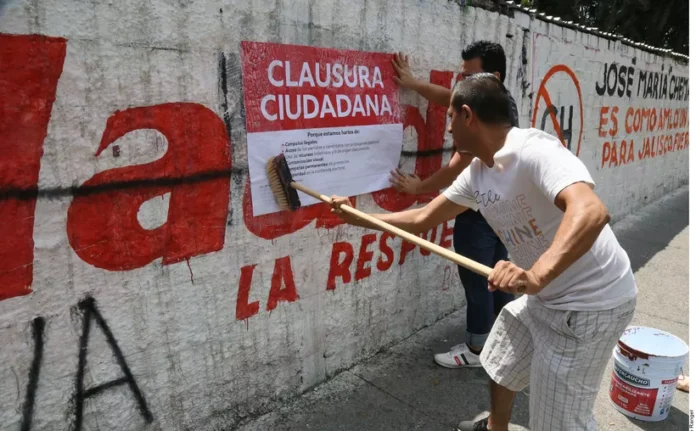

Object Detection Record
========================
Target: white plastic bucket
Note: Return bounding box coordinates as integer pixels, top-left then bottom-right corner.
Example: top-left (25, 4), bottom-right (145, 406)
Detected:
top-left (609, 326), bottom-right (689, 422)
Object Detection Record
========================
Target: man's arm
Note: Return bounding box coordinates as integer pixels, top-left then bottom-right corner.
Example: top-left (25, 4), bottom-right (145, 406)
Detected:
top-left (392, 53), bottom-right (451, 107)
top-left (329, 194), bottom-right (468, 235)
top-left (528, 182), bottom-right (610, 288)
top-left (390, 151), bottom-right (474, 195)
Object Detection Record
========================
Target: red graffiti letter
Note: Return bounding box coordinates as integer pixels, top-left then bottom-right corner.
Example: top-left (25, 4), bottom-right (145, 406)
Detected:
top-left (67, 103), bottom-right (231, 270)
top-left (399, 239), bottom-right (417, 265)
top-left (419, 227), bottom-right (438, 256)
top-left (327, 241), bottom-right (354, 290)
top-left (267, 256), bottom-right (299, 311)
top-left (609, 106), bottom-right (619, 137)
top-left (376, 232), bottom-right (395, 272)
top-left (372, 71), bottom-right (453, 212)
top-left (236, 264), bottom-right (259, 320)
top-left (601, 142), bottom-right (611, 168)
top-left (599, 106), bottom-right (609, 137)
top-left (0, 35), bottom-right (66, 301)
top-left (439, 221), bottom-right (454, 249)
top-left (355, 233), bottom-right (377, 281)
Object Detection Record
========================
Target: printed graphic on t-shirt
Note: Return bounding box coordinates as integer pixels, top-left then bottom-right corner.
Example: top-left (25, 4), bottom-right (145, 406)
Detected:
top-left (478, 193), bottom-right (550, 269)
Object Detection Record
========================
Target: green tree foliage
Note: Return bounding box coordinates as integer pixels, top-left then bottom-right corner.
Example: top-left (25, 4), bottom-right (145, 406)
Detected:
top-left (520, 0), bottom-right (688, 55)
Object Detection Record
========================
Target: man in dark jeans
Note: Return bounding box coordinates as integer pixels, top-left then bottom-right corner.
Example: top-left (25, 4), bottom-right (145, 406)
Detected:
top-left (390, 41), bottom-right (519, 367)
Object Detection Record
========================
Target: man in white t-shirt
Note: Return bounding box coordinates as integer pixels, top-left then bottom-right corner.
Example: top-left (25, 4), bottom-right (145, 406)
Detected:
top-left (327, 73), bottom-right (637, 431)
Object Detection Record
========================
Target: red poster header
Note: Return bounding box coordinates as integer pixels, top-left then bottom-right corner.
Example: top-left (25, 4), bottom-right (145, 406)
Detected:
top-left (240, 41), bottom-right (402, 133)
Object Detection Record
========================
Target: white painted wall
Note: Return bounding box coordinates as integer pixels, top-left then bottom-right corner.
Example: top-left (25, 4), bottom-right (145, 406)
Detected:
top-left (0, 1), bottom-right (688, 430)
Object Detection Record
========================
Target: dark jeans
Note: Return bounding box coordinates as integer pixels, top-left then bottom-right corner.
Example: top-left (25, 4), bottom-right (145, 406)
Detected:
top-left (453, 209), bottom-right (514, 347)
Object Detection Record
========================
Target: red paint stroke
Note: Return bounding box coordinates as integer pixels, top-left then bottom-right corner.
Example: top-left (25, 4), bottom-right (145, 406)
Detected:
top-left (538, 87), bottom-right (566, 147)
top-left (67, 103), bottom-right (231, 270)
top-left (418, 227), bottom-right (438, 256)
top-left (439, 221), bottom-right (453, 249)
top-left (326, 241), bottom-right (354, 290)
top-left (267, 256), bottom-right (299, 311)
top-left (376, 232), bottom-right (395, 272)
top-left (355, 233), bottom-right (377, 281)
top-left (399, 240), bottom-right (417, 265)
top-left (236, 264), bottom-right (260, 320)
top-left (0, 34), bottom-right (67, 301)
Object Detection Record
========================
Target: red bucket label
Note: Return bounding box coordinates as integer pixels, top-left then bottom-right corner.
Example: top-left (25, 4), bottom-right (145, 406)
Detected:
top-left (610, 371), bottom-right (658, 416)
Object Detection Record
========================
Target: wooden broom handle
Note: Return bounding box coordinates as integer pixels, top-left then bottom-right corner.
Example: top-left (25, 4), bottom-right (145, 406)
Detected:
top-left (291, 182), bottom-right (492, 277)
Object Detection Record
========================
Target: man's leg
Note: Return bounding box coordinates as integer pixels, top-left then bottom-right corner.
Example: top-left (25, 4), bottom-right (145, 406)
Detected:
top-left (528, 298), bottom-right (636, 430)
top-left (435, 211), bottom-right (498, 368)
top-left (458, 296), bottom-right (534, 431)
top-left (488, 381), bottom-right (516, 431)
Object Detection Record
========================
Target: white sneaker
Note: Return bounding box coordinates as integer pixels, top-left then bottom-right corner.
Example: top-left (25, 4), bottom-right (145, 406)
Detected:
top-left (433, 343), bottom-right (482, 368)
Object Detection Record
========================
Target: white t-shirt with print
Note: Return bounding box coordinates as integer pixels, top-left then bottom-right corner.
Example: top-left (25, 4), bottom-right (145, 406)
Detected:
top-left (443, 127), bottom-right (637, 311)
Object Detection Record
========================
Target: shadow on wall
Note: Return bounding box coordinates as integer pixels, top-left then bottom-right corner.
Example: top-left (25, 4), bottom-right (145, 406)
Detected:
top-left (611, 186), bottom-right (688, 273)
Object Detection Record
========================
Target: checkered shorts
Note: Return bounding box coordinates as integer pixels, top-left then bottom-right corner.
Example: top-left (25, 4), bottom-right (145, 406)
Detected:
top-left (481, 295), bottom-right (636, 431)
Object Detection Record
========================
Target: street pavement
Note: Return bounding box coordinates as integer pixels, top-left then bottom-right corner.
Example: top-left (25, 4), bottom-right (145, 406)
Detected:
top-left (237, 185), bottom-right (690, 431)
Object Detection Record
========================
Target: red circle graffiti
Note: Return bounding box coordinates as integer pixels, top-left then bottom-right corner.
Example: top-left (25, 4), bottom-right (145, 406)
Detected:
top-left (532, 64), bottom-right (584, 157)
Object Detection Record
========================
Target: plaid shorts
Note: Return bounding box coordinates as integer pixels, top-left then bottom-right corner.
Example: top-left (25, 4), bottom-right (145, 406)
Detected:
top-left (480, 295), bottom-right (636, 431)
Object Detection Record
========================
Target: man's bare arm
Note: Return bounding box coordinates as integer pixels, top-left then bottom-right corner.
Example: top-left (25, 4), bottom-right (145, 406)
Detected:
top-left (392, 53), bottom-right (451, 107)
top-left (419, 152), bottom-right (474, 193)
top-left (528, 182), bottom-right (611, 289)
top-left (407, 80), bottom-right (452, 107)
top-left (329, 194), bottom-right (468, 235)
top-left (390, 152), bottom-right (474, 195)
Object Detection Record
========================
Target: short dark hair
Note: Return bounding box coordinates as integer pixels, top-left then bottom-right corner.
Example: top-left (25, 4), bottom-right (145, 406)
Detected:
top-left (461, 41), bottom-right (507, 83)
top-left (451, 73), bottom-right (511, 125)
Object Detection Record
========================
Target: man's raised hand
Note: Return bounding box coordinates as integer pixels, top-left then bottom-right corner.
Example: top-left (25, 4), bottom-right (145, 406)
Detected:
top-left (391, 52), bottom-right (417, 89)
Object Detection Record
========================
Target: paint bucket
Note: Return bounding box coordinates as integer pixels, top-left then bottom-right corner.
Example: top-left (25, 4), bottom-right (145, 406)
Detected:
top-left (609, 326), bottom-right (689, 422)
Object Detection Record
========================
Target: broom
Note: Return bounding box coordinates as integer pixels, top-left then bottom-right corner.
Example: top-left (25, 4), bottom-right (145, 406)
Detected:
top-left (265, 153), bottom-right (492, 277)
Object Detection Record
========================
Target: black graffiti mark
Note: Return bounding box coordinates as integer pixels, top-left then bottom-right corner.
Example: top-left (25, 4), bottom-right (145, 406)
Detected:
top-left (219, 51), bottom-right (247, 224)
top-left (517, 29), bottom-right (531, 99)
top-left (0, 167), bottom-right (245, 202)
top-left (20, 317), bottom-right (45, 431)
top-left (401, 146), bottom-right (455, 157)
top-left (595, 62), bottom-right (635, 98)
top-left (541, 104), bottom-right (574, 151)
top-left (218, 52), bottom-right (233, 140)
top-left (149, 46), bottom-right (187, 53)
top-left (596, 62), bottom-right (688, 101)
top-left (72, 296), bottom-right (153, 431)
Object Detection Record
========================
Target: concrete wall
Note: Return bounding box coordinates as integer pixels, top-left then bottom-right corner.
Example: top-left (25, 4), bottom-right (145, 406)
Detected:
top-left (0, 1), bottom-right (688, 430)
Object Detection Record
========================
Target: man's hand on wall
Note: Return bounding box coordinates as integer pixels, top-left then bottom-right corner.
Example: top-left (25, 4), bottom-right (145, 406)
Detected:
top-left (389, 169), bottom-right (423, 194)
top-left (391, 52), bottom-right (418, 89)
